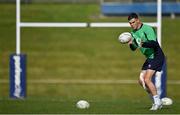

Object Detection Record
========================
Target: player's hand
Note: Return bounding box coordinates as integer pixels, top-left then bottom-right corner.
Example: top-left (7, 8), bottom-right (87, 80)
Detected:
top-left (127, 39), bottom-right (133, 45)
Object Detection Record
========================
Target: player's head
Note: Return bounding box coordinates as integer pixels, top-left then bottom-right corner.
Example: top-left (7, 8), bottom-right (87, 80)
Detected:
top-left (128, 13), bottom-right (141, 30)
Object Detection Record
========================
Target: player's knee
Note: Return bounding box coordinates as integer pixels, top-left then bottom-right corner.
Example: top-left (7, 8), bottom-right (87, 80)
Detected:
top-left (144, 77), bottom-right (151, 84)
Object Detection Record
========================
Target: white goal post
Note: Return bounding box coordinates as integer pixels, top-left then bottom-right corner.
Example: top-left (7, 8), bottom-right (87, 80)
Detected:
top-left (13, 0), bottom-right (164, 99)
top-left (16, 0), bottom-right (162, 54)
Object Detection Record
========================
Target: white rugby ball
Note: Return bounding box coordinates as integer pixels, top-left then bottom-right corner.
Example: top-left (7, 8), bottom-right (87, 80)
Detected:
top-left (161, 97), bottom-right (173, 105)
top-left (118, 32), bottom-right (132, 44)
top-left (76, 100), bottom-right (90, 109)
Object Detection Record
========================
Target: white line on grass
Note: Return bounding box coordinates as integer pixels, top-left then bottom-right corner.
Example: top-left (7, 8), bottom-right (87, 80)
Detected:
top-left (1, 79), bottom-right (180, 85)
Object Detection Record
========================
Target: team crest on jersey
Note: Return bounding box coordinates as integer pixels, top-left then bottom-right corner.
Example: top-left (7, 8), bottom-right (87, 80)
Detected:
top-left (137, 39), bottom-right (141, 45)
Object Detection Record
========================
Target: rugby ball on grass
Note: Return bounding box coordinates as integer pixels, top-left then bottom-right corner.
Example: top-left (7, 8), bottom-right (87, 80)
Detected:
top-left (118, 32), bottom-right (132, 44)
top-left (76, 100), bottom-right (90, 109)
top-left (161, 97), bottom-right (173, 106)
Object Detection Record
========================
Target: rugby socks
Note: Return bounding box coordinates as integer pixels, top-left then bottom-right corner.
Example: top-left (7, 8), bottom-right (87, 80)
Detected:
top-left (153, 95), bottom-right (161, 105)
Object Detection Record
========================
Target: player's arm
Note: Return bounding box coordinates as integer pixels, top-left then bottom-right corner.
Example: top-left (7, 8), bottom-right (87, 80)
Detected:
top-left (141, 40), bottom-right (159, 48)
top-left (128, 39), bottom-right (138, 51)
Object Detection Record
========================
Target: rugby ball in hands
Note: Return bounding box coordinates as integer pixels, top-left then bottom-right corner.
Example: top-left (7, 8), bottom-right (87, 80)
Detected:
top-left (161, 97), bottom-right (173, 105)
top-left (118, 32), bottom-right (132, 44)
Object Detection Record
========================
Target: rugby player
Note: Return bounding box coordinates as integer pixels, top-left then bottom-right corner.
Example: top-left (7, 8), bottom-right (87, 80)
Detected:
top-left (127, 13), bottom-right (165, 110)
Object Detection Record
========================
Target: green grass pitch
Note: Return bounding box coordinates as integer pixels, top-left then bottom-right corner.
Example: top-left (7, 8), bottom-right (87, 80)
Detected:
top-left (0, 3), bottom-right (180, 114)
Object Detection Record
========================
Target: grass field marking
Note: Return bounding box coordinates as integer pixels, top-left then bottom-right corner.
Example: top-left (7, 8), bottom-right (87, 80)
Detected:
top-left (0, 79), bottom-right (136, 84)
top-left (29, 79), bottom-right (137, 84)
top-left (1, 79), bottom-right (180, 85)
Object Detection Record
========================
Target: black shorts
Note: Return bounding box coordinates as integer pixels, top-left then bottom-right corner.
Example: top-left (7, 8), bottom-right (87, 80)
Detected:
top-left (142, 57), bottom-right (164, 72)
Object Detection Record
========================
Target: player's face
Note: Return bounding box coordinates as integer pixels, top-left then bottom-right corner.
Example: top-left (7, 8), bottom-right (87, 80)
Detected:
top-left (129, 18), bottom-right (139, 30)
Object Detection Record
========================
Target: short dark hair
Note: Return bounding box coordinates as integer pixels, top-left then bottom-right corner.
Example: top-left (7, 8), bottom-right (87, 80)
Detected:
top-left (128, 13), bottom-right (138, 21)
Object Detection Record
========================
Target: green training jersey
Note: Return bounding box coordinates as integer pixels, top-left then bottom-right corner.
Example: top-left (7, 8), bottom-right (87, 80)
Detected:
top-left (130, 24), bottom-right (157, 59)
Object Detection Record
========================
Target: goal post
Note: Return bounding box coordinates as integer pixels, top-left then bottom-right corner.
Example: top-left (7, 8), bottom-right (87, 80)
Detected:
top-left (11, 0), bottom-right (165, 99)
top-left (157, 0), bottom-right (162, 46)
top-left (15, 0), bottom-right (162, 54)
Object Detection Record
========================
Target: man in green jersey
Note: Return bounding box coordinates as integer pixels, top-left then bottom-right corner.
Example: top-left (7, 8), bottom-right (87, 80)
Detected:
top-left (127, 13), bottom-right (165, 110)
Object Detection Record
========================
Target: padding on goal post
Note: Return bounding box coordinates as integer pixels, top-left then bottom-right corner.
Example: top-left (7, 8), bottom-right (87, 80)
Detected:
top-left (10, 54), bottom-right (27, 99)
top-left (152, 57), bottom-right (167, 99)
